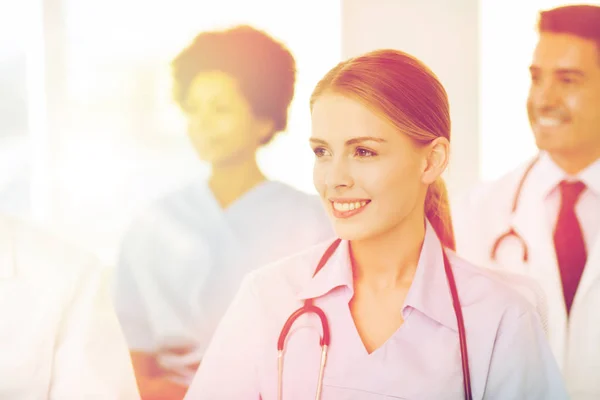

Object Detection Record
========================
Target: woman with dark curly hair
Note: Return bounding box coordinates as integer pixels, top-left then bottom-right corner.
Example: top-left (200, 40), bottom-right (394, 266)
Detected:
top-left (113, 25), bottom-right (333, 399)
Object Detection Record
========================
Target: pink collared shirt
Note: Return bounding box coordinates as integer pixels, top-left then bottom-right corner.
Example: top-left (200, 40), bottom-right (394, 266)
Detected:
top-left (185, 223), bottom-right (567, 399)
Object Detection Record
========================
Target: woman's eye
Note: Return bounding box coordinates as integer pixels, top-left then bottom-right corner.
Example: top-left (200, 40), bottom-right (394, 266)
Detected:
top-left (313, 147), bottom-right (329, 157)
top-left (355, 147), bottom-right (376, 158)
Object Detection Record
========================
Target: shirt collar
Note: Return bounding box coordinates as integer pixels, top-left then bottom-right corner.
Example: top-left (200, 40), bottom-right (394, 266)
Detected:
top-left (578, 157), bottom-right (600, 197)
top-left (403, 221), bottom-right (458, 331)
top-left (296, 239), bottom-right (353, 301)
top-left (534, 152), bottom-right (600, 200)
top-left (296, 220), bottom-right (458, 331)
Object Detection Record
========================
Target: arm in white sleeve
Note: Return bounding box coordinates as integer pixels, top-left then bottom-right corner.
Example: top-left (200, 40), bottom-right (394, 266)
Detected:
top-left (50, 264), bottom-right (141, 399)
top-left (113, 230), bottom-right (156, 352)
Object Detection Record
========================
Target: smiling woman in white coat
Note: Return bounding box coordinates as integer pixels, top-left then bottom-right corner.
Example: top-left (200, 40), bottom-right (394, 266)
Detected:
top-left (0, 213), bottom-right (140, 399)
top-left (453, 5), bottom-right (600, 400)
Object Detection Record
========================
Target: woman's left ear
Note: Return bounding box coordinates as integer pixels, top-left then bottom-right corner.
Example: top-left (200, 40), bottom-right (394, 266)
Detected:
top-left (421, 137), bottom-right (450, 184)
top-left (256, 119), bottom-right (275, 145)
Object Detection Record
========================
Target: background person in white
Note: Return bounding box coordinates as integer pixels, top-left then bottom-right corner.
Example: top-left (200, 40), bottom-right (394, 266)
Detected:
top-left (453, 5), bottom-right (600, 399)
top-left (113, 25), bottom-right (333, 399)
top-left (0, 213), bottom-right (139, 399)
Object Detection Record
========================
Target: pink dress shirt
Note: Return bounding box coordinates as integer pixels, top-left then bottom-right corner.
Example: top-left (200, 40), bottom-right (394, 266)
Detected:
top-left (185, 222), bottom-right (567, 399)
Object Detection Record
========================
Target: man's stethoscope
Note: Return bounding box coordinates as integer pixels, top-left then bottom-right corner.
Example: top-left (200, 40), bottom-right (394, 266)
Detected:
top-left (276, 239), bottom-right (473, 400)
top-left (490, 155), bottom-right (540, 263)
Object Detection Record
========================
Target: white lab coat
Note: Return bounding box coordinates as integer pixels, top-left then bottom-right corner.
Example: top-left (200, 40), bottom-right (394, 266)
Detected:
top-left (0, 214), bottom-right (140, 399)
top-left (453, 160), bottom-right (600, 400)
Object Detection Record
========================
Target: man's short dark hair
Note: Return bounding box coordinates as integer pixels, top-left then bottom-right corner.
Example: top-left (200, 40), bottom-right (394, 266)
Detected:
top-left (538, 4), bottom-right (600, 61)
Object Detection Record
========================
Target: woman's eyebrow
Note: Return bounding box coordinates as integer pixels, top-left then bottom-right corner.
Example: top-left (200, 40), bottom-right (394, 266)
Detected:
top-left (345, 136), bottom-right (386, 145)
top-left (309, 136), bottom-right (386, 146)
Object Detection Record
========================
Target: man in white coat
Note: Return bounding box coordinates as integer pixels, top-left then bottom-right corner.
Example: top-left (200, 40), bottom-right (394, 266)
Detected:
top-left (0, 213), bottom-right (140, 399)
top-left (453, 5), bottom-right (600, 399)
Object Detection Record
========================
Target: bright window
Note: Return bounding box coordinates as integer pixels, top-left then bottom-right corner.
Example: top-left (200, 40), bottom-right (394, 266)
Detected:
top-left (38, 0), bottom-right (341, 261)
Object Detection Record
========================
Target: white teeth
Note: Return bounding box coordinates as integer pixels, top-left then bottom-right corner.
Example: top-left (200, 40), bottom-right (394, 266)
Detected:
top-left (538, 117), bottom-right (562, 127)
top-left (333, 201), bottom-right (368, 212)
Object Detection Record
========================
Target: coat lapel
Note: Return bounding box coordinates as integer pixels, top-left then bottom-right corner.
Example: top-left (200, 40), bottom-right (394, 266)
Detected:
top-left (510, 168), bottom-right (568, 367)
top-left (572, 234), bottom-right (600, 311)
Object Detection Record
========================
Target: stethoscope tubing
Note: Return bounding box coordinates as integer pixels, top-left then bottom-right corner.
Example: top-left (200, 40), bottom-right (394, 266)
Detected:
top-left (277, 239), bottom-right (473, 400)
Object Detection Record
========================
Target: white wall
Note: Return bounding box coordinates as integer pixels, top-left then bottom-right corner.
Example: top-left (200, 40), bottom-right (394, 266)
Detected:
top-left (341, 0), bottom-right (480, 199)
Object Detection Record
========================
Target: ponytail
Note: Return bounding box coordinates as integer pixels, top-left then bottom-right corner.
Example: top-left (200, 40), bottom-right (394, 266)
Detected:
top-left (425, 179), bottom-right (455, 250)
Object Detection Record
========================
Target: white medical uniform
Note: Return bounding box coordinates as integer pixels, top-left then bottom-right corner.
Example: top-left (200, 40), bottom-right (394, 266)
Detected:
top-left (113, 180), bottom-right (334, 385)
top-left (453, 152), bottom-right (600, 399)
top-left (0, 214), bottom-right (140, 399)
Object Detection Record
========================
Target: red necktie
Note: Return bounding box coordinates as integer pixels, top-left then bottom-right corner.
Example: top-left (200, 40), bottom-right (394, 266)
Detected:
top-left (553, 180), bottom-right (587, 315)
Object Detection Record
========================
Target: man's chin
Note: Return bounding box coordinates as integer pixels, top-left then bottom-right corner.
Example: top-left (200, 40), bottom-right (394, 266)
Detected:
top-left (533, 129), bottom-right (566, 152)
top-left (533, 136), bottom-right (591, 164)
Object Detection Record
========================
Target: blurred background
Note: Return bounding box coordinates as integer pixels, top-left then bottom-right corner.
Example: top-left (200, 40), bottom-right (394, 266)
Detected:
top-left (0, 0), bottom-right (596, 265)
